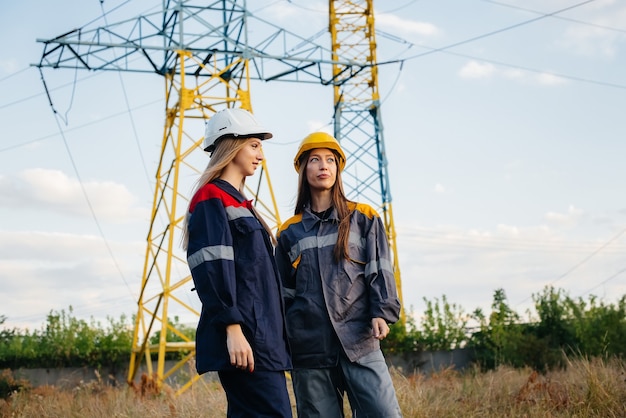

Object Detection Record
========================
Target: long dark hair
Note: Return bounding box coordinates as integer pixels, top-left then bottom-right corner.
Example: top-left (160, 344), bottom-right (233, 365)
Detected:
top-left (294, 150), bottom-right (353, 262)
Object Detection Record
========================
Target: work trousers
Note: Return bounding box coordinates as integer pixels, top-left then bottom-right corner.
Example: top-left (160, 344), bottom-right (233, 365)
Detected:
top-left (291, 349), bottom-right (402, 418)
top-left (218, 369), bottom-right (293, 418)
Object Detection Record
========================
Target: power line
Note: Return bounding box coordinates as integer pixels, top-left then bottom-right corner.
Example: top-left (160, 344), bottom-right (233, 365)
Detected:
top-left (398, 225), bottom-right (626, 253)
top-left (482, 0), bottom-right (626, 35)
top-left (375, 0), bottom-right (626, 91)
top-left (387, 0), bottom-right (597, 62)
top-left (40, 66), bottom-right (136, 301)
top-left (542, 228), bottom-right (626, 288)
top-left (397, 223), bottom-right (626, 309)
top-left (283, 0), bottom-right (325, 14)
top-left (0, 98), bottom-right (162, 153)
top-left (0, 68), bottom-right (105, 110)
top-left (380, 0), bottom-right (421, 14)
top-left (268, 0), bottom-right (618, 93)
top-left (430, 48), bottom-right (626, 90)
top-left (3, 295), bottom-right (137, 328)
top-left (97, 1), bottom-right (153, 189)
top-left (372, 1), bottom-right (626, 90)
top-left (514, 227), bottom-right (626, 307)
top-left (579, 266), bottom-right (626, 298)
top-left (0, 66), bottom-right (30, 83)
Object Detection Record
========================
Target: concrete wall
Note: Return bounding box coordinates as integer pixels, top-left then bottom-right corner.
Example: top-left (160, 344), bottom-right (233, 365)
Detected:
top-left (386, 348), bottom-right (474, 375)
top-left (12, 361), bottom-right (217, 390)
top-left (12, 349), bottom-right (474, 389)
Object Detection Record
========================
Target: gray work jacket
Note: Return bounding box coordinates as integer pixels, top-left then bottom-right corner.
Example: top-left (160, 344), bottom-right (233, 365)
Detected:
top-left (276, 202), bottom-right (401, 368)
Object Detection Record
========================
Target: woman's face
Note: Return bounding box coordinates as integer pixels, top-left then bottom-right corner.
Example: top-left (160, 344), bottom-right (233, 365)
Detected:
top-left (232, 138), bottom-right (264, 177)
top-left (305, 147), bottom-right (337, 191)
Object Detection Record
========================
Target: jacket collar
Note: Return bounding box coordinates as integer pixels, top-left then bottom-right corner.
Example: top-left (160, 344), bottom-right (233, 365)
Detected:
top-left (301, 205), bottom-right (339, 232)
top-left (213, 179), bottom-right (253, 209)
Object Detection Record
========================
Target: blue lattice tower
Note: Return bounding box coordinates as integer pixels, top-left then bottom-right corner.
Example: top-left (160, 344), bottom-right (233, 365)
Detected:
top-left (330, 0), bottom-right (403, 320)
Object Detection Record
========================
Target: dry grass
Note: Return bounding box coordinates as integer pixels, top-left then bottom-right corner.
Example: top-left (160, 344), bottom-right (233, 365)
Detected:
top-left (1, 357), bottom-right (625, 417)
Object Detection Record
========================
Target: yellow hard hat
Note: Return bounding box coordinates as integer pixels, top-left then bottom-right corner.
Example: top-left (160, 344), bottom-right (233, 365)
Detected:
top-left (293, 132), bottom-right (346, 172)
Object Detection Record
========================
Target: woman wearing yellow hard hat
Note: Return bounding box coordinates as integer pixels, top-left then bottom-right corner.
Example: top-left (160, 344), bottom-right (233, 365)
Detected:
top-left (276, 131), bottom-right (402, 417)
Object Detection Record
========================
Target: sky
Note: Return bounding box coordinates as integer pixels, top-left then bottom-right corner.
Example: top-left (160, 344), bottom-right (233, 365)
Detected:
top-left (1, 0), bottom-right (625, 332)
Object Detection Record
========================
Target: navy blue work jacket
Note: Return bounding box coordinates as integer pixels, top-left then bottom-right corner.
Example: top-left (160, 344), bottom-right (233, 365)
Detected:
top-left (186, 179), bottom-right (291, 374)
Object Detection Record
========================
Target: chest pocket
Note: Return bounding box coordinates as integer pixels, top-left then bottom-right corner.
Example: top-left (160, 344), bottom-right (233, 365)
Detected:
top-left (340, 237), bottom-right (367, 284)
top-left (230, 216), bottom-right (267, 262)
top-left (347, 237), bottom-right (367, 265)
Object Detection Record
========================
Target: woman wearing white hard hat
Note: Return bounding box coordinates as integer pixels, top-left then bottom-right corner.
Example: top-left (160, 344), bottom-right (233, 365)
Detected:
top-left (276, 132), bottom-right (402, 417)
top-left (183, 108), bottom-right (292, 417)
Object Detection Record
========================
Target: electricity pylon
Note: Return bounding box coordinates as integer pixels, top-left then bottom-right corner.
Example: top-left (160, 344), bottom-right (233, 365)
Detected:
top-left (329, 0), bottom-right (403, 321)
top-left (35, 0), bottom-right (402, 394)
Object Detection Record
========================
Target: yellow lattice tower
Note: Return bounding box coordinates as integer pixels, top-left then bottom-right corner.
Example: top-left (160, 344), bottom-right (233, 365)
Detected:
top-left (127, 51), bottom-right (281, 395)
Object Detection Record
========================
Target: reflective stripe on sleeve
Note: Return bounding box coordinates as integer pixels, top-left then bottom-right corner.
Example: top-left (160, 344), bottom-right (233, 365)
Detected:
top-left (365, 257), bottom-right (394, 277)
top-left (187, 245), bottom-right (234, 270)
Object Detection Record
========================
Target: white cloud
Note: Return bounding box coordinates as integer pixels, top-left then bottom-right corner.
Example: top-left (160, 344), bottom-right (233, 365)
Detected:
top-left (560, 21), bottom-right (622, 58)
top-left (547, 1), bottom-right (626, 58)
top-left (0, 58), bottom-right (19, 74)
top-left (0, 168), bottom-right (149, 222)
top-left (262, 1), bottom-right (326, 28)
top-left (495, 224), bottom-right (520, 237)
top-left (458, 60), bottom-right (495, 79)
top-left (535, 72), bottom-right (568, 86)
top-left (395, 81), bottom-right (407, 94)
top-left (434, 183), bottom-right (446, 194)
top-left (461, 62), bottom-right (568, 86)
top-left (544, 205), bottom-right (585, 228)
top-left (0, 230), bottom-right (142, 262)
top-left (307, 119), bottom-right (332, 133)
top-left (395, 219), bottom-right (624, 322)
top-left (0, 256), bottom-right (138, 330)
top-left (566, 29), bottom-right (619, 58)
top-left (0, 229), bottom-right (145, 329)
top-left (501, 69), bottom-right (527, 81)
top-left (375, 13), bottom-right (440, 37)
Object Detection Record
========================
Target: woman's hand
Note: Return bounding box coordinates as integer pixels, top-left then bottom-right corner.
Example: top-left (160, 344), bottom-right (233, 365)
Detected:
top-left (372, 317), bottom-right (390, 340)
top-left (226, 324), bottom-right (255, 372)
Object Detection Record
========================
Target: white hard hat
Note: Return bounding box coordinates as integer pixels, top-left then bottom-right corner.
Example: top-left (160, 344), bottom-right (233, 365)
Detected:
top-left (204, 108), bottom-right (272, 152)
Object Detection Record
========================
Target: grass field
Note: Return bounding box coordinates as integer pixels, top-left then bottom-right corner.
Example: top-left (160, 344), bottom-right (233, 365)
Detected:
top-left (1, 356), bottom-right (625, 417)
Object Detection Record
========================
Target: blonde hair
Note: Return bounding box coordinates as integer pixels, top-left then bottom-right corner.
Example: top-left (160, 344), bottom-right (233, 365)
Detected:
top-left (182, 137), bottom-right (276, 249)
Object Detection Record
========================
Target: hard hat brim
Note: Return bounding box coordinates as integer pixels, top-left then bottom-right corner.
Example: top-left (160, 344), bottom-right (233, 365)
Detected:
top-left (204, 132), bottom-right (273, 152)
top-left (294, 132), bottom-right (346, 172)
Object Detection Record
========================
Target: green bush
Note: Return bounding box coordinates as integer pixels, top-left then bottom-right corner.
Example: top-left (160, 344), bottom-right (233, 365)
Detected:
top-left (0, 308), bottom-right (133, 369)
top-left (468, 288), bottom-right (525, 369)
top-left (420, 295), bottom-right (468, 351)
top-left (565, 293), bottom-right (626, 358)
top-left (2, 287), bottom-right (625, 373)
top-left (468, 286), bottom-right (626, 372)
